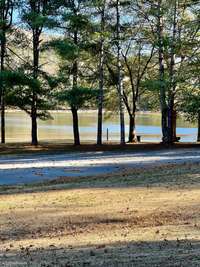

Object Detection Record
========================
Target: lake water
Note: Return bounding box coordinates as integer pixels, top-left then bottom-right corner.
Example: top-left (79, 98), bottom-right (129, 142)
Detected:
top-left (3, 110), bottom-right (198, 143)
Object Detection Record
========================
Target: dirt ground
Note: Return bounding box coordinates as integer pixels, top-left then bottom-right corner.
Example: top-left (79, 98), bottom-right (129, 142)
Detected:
top-left (0, 163), bottom-right (200, 266)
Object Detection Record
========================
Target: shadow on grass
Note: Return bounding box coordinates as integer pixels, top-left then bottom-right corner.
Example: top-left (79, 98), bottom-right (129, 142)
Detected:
top-left (1, 161), bottom-right (200, 195)
top-left (0, 199), bottom-right (199, 244)
top-left (1, 142), bottom-right (200, 155)
top-left (1, 146), bottom-right (200, 188)
top-left (1, 239), bottom-right (200, 266)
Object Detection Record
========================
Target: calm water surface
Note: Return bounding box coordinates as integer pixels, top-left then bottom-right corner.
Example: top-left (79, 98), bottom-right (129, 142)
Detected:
top-left (4, 110), bottom-right (198, 143)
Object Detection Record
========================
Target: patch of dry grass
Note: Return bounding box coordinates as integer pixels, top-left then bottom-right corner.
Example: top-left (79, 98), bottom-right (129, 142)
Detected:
top-left (0, 142), bottom-right (200, 155)
top-left (0, 163), bottom-right (200, 266)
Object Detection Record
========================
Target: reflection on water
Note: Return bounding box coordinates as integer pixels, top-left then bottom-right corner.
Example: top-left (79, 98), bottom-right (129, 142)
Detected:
top-left (4, 110), bottom-right (198, 143)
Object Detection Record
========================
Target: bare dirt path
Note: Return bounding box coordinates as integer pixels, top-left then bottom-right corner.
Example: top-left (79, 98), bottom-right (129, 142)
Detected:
top-left (0, 148), bottom-right (200, 185)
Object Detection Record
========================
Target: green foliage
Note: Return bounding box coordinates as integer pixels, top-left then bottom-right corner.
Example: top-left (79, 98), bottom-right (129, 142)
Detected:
top-left (20, 0), bottom-right (59, 30)
top-left (23, 12), bottom-right (47, 28)
top-left (62, 13), bottom-right (92, 32)
top-left (141, 79), bottom-right (168, 92)
top-left (55, 86), bottom-right (98, 110)
top-left (7, 84), bottom-right (53, 120)
top-left (0, 70), bottom-right (40, 89)
top-left (43, 39), bottom-right (79, 60)
top-left (1, 70), bottom-right (54, 120)
top-left (179, 89), bottom-right (200, 122)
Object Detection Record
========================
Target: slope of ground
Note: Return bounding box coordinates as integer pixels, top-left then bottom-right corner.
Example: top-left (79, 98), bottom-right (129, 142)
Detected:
top-left (0, 162), bottom-right (200, 266)
top-left (1, 147), bottom-right (200, 185)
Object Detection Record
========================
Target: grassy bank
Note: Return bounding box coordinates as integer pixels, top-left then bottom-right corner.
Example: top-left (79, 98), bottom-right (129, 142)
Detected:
top-left (0, 142), bottom-right (200, 156)
top-left (0, 163), bottom-right (200, 266)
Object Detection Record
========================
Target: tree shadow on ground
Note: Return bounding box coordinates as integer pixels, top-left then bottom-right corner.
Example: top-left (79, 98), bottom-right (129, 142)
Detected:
top-left (0, 199), bottom-right (199, 244)
top-left (1, 239), bottom-right (200, 267)
top-left (1, 161), bottom-right (200, 195)
top-left (0, 142), bottom-right (200, 156)
top-left (1, 147), bottom-right (200, 187)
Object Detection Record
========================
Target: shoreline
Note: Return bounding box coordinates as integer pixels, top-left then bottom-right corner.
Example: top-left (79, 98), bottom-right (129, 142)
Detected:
top-left (5, 109), bottom-right (160, 115)
top-left (0, 142), bottom-right (200, 156)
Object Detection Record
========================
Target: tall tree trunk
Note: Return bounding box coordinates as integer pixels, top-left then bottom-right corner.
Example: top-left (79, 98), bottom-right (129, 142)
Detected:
top-left (31, 33), bottom-right (39, 145)
top-left (128, 114), bottom-right (137, 143)
top-left (0, 0), bottom-right (14, 144)
top-left (31, 100), bottom-right (38, 146)
top-left (0, 26), bottom-right (6, 144)
top-left (168, 107), bottom-right (178, 143)
top-left (71, 56), bottom-right (80, 145)
top-left (197, 111), bottom-right (200, 142)
top-left (1, 95), bottom-right (5, 144)
top-left (172, 109), bottom-right (177, 141)
top-left (71, 107), bottom-right (79, 146)
top-left (71, 3), bottom-right (80, 146)
top-left (161, 108), bottom-right (169, 143)
top-left (168, 98), bottom-right (174, 144)
top-left (72, 107), bottom-right (80, 146)
top-left (168, 0), bottom-right (177, 144)
top-left (157, 0), bottom-right (169, 144)
top-left (97, 2), bottom-right (105, 145)
top-left (116, 0), bottom-right (125, 144)
top-left (168, 101), bottom-right (178, 143)
top-left (31, 107), bottom-right (38, 145)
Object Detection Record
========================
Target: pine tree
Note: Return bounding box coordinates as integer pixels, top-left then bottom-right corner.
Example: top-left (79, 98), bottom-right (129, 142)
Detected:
top-left (0, 0), bottom-right (15, 143)
top-left (46, 0), bottom-right (97, 145)
top-left (20, 0), bottom-right (58, 145)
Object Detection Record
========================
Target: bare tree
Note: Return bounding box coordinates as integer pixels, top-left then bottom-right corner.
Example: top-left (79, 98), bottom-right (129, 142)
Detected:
top-left (116, 0), bottom-right (125, 144)
top-left (97, 0), bottom-right (106, 145)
